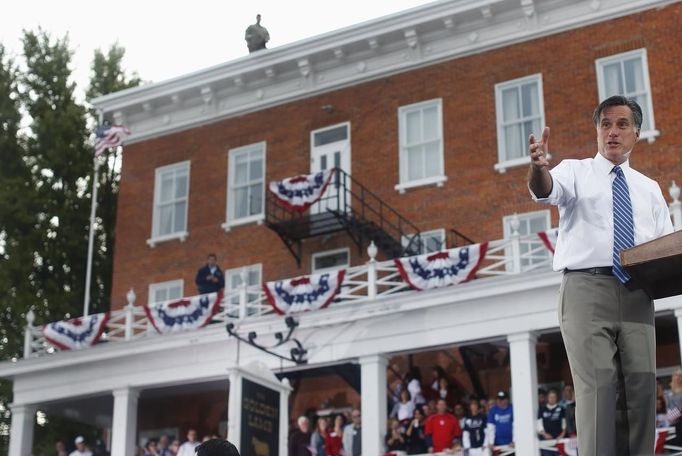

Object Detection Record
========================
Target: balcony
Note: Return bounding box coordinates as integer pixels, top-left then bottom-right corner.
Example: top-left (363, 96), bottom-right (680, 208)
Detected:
top-left (23, 223), bottom-right (557, 359)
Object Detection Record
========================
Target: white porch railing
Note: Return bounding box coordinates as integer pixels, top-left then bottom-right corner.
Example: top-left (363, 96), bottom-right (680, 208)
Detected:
top-left (23, 220), bottom-right (559, 359)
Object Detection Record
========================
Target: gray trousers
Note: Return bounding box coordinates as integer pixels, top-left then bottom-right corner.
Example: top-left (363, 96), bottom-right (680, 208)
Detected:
top-left (559, 271), bottom-right (656, 456)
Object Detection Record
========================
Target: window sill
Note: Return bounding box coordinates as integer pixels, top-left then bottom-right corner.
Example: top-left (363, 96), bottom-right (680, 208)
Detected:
top-left (494, 154), bottom-right (552, 174)
top-left (147, 231), bottom-right (189, 247)
top-left (222, 215), bottom-right (265, 232)
top-left (394, 175), bottom-right (448, 194)
top-left (639, 129), bottom-right (660, 144)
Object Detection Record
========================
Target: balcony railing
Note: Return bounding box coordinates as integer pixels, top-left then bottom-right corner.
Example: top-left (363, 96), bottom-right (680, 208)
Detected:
top-left (23, 224), bottom-right (556, 359)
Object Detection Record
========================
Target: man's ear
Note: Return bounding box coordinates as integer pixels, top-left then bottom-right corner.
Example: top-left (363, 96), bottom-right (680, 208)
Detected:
top-left (635, 128), bottom-right (641, 140)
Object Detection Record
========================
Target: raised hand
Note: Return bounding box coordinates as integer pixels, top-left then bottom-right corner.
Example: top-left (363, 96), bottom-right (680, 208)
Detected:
top-left (529, 126), bottom-right (550, 168)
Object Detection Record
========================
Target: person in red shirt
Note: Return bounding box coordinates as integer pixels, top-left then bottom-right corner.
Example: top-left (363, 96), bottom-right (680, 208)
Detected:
top-left (425, 399), bottom-right (462, 453)
top-left (324, 414), bottom-right (345, 456)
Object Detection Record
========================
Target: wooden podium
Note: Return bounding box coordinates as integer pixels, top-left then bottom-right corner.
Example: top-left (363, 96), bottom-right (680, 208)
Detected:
top-left (621, 230), bottom-right (682, 299)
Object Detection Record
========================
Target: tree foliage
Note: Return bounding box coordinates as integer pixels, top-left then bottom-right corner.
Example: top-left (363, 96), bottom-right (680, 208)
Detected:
top-left (0, 32), bottom-right (140, 455)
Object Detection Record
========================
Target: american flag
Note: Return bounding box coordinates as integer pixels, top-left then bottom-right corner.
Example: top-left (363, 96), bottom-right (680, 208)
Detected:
top-left (94, 124), bottom-right (130, 156)
top-left (667, 406), bottom-right (682, 424)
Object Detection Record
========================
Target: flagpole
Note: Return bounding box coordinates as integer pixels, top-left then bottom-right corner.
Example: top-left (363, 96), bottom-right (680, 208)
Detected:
top-left (83, 110), bottom-right (104, 316)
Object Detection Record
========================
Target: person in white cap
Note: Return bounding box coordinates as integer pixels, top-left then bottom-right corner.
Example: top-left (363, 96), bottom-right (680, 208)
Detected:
top-left (69, 436), bottom-right (93, 456)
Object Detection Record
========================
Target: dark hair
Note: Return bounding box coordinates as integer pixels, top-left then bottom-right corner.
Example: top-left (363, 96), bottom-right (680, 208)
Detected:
top-left (207, 253), bottom-right (217, 259)
top-left (592, 95), bottom-right (643, 129)
top-left (195, 439), bottom-right (240, 456)
top-left (400, 389), bottom-right (412, 401)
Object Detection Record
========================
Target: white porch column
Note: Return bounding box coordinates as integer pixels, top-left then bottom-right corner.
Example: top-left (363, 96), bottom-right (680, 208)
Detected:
top-left (8, 403), bottom-right (35, 456)
top-left (360, 354), bottom-right (388, 456)
top-left (111, 387), bottom-right (139, 456)
top-left (508, 331), bottom-right (539, 456)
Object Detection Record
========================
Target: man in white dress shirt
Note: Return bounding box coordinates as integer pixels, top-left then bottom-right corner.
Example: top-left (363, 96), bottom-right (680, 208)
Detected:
top-left (528, 95), bottom-right (673, 456)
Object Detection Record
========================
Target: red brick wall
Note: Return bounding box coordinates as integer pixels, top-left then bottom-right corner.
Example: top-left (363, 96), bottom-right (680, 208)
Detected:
top-left (111, 4), bottom-right (682, 309)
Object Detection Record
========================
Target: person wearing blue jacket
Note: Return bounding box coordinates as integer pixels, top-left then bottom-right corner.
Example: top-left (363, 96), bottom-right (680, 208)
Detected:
top-left (195, 253), bottom-right (225, 294)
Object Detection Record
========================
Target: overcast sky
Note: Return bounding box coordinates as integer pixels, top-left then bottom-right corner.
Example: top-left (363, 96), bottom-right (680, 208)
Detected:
top-left (1, 0), bottom-right (434, 99)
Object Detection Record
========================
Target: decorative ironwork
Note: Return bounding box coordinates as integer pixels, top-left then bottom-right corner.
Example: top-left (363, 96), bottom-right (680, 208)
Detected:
top-left (226, 316), bottom-right (308, 364)
top-left (266, 167), bottom-right (425, 265)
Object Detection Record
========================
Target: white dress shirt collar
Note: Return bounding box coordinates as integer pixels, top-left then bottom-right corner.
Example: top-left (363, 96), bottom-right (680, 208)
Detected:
top-left (593, 151), bottom-right (630, 176)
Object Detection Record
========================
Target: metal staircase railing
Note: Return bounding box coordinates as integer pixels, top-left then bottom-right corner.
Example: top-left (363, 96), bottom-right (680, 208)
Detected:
top-left (265, 167), bottom-right (424, 265)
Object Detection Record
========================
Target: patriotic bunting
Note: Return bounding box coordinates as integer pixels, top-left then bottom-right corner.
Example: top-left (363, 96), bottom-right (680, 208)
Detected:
top-left (263, 270), bottom-right (345, 315)
top-left (395, 243), bottom-right (488, 291)
top-left (268, 169), bottom-right (335, 212)
top-left (538, 228), bottom-right (558, 254)
top-left (42, 313), bottom-right (110, 351)
top-left (655, 428), bottom-right (669, 454)
top-left (145, 292), bottom-right (223, 334)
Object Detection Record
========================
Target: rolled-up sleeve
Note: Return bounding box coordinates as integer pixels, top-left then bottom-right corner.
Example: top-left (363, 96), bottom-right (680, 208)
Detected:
top-left (530, 160), bottom-right (576, 206)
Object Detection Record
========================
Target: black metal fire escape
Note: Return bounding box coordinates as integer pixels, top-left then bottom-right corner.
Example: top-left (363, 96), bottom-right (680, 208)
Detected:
top-left (266, 168), bottom-right (426, 266)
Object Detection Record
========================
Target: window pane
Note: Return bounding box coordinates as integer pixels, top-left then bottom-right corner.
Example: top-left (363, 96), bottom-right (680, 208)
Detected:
top-left (233, 187), bottom-right (248, 219)
top-left (173, 202), bottom-right (186, 232)
top-left (422, 107), bottom-right (439, 141)
top-left (314, 126), bottom-right (348, 146)
top-left (159, 173), bottom-right (174, 203)
top-left (521, 120), bottom-right (539, 156)
top-left (603, 62), bottom-right (623, 96)
top-left (633, 94), bottom-right (651, 131)
top-left (234, 155), bottom-right (248, 185)
top-left (424, 233), bottom-right (443, 253)
top-left (158, 204), bottom-right (173, 236)
top-left (168, 285), bottom-right (182, 300)
top-left (154, 288), bottom-right (168, 303)
top-left (521, 82), bottom-right (539, 117)
top-left (405, 111), bottom-right (421, 145)
top-left (502, 88), bottom-right (519, 122)
top-left (314, 251), bottom-right (349, 271)
top-left (407, 146), bottom-right (423, 181)
top-left (249, 183), bottom-right (263, 215)
top-left (249, 156), bottom-right (263, 181)
top-left (175, 173), bottom-right (188, 199)
top-left (623, 58), bottom-right (644, 93)
top-left (248, 269), bottom-right (260, 286)
top-left (529, 215), bottom-right (548, 233)
top-left (423, 141), bottom-right (440, 178)
top-left (504, 124), bottom-right (523, 160)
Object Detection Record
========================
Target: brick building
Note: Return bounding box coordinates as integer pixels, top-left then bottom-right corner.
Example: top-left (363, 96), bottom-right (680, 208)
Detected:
top-left (2, 0), bottom-right (682, 455)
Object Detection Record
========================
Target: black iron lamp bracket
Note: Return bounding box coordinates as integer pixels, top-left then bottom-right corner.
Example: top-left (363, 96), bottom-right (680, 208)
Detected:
top-left (226, 316), bottom-right (308, 364)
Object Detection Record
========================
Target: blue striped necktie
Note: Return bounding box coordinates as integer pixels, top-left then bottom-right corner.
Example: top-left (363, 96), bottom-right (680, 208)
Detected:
top-left (612, 165), bottom-right (635, 283)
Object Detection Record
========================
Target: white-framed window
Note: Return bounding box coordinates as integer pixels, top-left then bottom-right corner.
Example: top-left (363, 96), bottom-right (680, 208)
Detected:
top-left (494, 74), bottom-right (545, 173)
top-left (402, 229), bottom-right (446, 255)
top-left (312, 248), bottom-right (350, 274)
top-left (503, 210), bottom-right (551, 270)
top-left (148, 161), bottom-right (190, 246)
top-left (396, 99), bottom-right (447, 193)
top-left (595, 48), bottom-right (657, 141)
top-left (226, 264), bottom-right (262, 307)
top-left (148, 279), bottom-right (184, 305)
top-left (224, 142), bottom-right (266, 229)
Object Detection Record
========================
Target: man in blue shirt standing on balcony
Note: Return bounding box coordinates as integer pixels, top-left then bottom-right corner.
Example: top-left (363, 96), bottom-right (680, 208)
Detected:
top-left (195, 253), bottom-right (225, 294)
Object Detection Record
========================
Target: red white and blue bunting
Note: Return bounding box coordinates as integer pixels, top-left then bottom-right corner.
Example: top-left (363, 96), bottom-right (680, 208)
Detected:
top-left (538, 228), bottom-right (558, 254)
top-left (394, 243), bottom-right (488, 291)
top-left (42, 313), bottom-right (110, 351)
top-left (144, 292), bottom-right (223, 334)
top-left (268, 169), bottom-right (335, 213)
top-left (263, 270), bottom-right (346, 315)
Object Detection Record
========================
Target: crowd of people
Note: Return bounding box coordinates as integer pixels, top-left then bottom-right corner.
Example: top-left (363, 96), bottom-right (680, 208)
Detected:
top-left (285, 365), bottom-right (588, 456)
top-left (52, 429), bottom-right (220, 456)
